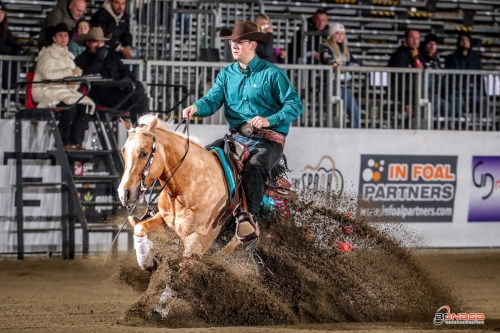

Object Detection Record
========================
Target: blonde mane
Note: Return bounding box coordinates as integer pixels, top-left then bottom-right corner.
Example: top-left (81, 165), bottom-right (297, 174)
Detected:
top-left (137, 113), bottom-right (201, 145)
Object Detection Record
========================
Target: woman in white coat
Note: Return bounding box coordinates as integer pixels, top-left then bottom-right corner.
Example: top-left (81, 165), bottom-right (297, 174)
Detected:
top-left (32, 23), bottom-right (95, 150)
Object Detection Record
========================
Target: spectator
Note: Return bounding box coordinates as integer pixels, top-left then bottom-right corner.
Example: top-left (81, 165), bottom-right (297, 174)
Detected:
top-left (320, 23), bottom-right (359, 128)
top-left (74, 27), bottom-right (149, 124)
top-left (68, 19), bottom-right (89, 57)
top-left (388, 29), bottom-right (424, 117)
top-left (254, 14), bottom-right (286, 64)
top-left (90, 0), bottom-right (135, 60)
top-left (444, 32), bottom-right (483, 126)
top-left (0, 1), bottom-right (26, 89)
top-left (445, 32), bottom-right (483, 71)
top-left (38, 0), bottom-right (87, 49)
top-left (419, 33), bottom-right (453, 119)
top-left (290, 9), bottom-right (329, 64)
top-left (32, 23), bottom-right (94, 150)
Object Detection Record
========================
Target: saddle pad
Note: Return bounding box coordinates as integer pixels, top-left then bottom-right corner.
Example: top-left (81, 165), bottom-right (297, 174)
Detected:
top-left (207, 147), bottom-right (236, 199)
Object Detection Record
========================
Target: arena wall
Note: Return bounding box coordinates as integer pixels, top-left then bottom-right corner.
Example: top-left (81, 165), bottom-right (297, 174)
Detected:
top-left (0, 120), bottom-right (499, 254)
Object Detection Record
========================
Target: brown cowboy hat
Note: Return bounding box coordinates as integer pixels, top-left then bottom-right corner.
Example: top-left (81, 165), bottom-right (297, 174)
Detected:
top-left (77, 27), bottom-right (112, 46)
top-left (219, 20), bottom-right (271, 44)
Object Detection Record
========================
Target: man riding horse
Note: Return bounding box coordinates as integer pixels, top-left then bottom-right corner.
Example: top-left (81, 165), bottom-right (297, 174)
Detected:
top-left (182, 20), bottom-right (303, 243)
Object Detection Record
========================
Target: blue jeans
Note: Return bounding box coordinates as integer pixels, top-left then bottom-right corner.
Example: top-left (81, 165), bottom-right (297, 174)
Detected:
top-left (341, 87), bottom-right (359, 128)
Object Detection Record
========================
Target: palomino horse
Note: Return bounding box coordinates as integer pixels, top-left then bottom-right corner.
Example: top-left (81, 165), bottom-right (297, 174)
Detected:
top-left (118, 114), bottom-right (242, 269)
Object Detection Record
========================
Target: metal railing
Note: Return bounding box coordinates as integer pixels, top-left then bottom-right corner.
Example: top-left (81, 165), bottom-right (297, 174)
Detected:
top-left (2, 55), bottom-right (499, 132)
top-left (0, 55), bottom-right (37, 118)
top-left (334, 66), bottom-right (500, 131)
top-left (146, 60), bottom-right (333, 126)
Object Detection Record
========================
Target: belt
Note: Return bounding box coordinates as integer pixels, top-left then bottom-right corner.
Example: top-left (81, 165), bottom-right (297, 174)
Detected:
top-left (252, 128), bottom-right (286, 150)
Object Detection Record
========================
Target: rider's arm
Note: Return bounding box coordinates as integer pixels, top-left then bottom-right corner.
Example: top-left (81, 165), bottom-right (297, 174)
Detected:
top-left (266, 69), bottom-right (303, 128)
top-left (192, 70), bottom-right (226, 117)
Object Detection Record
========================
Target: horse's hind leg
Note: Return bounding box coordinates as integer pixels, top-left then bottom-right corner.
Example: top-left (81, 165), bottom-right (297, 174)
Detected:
top-left (133, 213), bottom-right (165, 270)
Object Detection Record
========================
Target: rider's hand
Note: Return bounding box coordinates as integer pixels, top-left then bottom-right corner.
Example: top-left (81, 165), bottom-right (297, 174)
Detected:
top-left (249, 116), bottom-right (270, 129)
top-left (182, 105), bottom-right (197, 119)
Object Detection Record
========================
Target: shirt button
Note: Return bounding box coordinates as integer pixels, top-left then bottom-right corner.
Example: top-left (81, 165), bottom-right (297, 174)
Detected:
top-left (244, 98), bottom-right (247, 100)
top-left (245, 109), bottom-right (248, 111)
top-left (244, 86), bottom-right (246, 88)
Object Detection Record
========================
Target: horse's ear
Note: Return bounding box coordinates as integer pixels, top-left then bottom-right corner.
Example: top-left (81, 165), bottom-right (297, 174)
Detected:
top-left (119, 117), bottom-right (132, 131)
top-left (148, 115), bottom-right (159, 132)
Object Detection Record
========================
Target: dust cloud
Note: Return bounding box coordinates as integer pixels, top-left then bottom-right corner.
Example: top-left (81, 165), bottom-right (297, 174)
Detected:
top-left (113, 191), bottom-right (459, 328)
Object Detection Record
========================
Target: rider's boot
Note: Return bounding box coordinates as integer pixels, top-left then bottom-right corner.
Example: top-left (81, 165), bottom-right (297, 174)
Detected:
top-left (235, 212), bottom-right (260, 245)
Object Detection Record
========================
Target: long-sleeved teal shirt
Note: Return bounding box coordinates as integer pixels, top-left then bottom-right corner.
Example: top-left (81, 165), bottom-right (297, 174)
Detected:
top-left (193, 55), bottom-right (303, 136)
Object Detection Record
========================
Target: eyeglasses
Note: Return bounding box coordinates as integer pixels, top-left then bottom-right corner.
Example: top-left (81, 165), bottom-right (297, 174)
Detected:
top-left (229, 40), bottom-right (252, 47)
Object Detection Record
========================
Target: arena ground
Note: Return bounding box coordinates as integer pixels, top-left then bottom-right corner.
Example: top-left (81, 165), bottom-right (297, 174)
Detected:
top-left (0, 249), bottom-right (499, 333)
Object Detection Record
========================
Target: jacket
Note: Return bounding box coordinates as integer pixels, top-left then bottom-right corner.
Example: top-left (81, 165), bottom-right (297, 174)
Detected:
top-left (74, 47), bottom-right (132, 81)
top-left (256, 33), bottom-right (284, 64)
top-left (0, 29), bottom-right (25, 55)
top-left (388, 44), bottom-right (425, 106)
top-left (38, 0), bottom-right (82, 48)
top-left (90, 0), bottom-right (132, 52)
top-left (32, 43), bottom-right (95, 114)
top-left (289, 16), bottom-right (329, 64)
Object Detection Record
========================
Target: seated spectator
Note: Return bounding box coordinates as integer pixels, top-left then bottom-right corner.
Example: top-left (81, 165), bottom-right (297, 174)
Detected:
top-left (90, 0), bottom-right (136, 60)
top-left (444, 32), bottom-right (483, 121)
top-left (32, 23), bottom-right (95, 150)
top-left (254, 14), bottom-right (286, 64)
top-left (290, 9), bottom-right (329, 64)
top-left (388, 29), bottom-right (424, 117)
top-left (320, 23), bottom-right (359, 128)
top-left (38, 0), bottom-right (87, 49)
top-left (74, 27), bottom-right (149, 124)
top-left (0, 1), bottom-right (26, 89)
top-left (68, 19), bottom-right (89, 57)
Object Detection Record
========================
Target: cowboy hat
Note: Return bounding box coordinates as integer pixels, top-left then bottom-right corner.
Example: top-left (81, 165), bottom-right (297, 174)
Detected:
top-left (47, 23), bottom-right (73, 42)
top-left (77, 27), bottom-right (112, 46)
top-left (219, 20), bottom-right (271, 44)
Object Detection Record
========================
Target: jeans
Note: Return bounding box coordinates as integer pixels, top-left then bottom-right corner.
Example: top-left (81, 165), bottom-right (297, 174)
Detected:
top-left (242, 139), bottom-right (283, 218)
top-left (340, 87), bottom-right (359, 128)
top-left (234, 133), bottom-right (264, 152)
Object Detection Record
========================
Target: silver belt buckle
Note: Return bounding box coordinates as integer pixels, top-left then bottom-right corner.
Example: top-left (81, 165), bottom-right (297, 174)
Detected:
top-left (240, 123), bottom-right (255, 136)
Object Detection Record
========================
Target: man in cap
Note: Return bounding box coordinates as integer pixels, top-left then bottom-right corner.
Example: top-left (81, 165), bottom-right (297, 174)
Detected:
top-left (38, 0), bottom-right (87, 48)
top-left (444, 32), bottom-right (483, 126)
top-left (74, 27), bottom-right (149, 123)
top-left (182, 20), bottom-right (302, 245)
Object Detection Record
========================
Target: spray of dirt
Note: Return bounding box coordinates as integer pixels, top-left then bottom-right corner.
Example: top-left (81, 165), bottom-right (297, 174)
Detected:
top-left (113, 191), bottom-right (460, 327)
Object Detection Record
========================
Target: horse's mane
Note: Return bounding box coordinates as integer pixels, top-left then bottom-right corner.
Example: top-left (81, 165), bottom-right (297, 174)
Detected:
top-left (137, 113), bottom-right (201, 145)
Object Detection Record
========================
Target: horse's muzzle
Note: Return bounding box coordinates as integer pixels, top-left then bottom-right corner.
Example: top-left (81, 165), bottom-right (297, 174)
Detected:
top-left (120, 187), bottom-right (140, 207)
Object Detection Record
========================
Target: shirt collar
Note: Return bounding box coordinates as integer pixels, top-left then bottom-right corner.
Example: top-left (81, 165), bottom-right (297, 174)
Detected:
top-left (235, 54), bottom-right (260, 73)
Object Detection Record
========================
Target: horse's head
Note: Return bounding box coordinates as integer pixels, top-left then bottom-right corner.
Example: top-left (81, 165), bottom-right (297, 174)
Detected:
top-left (117, 116), bottom-right (161, 207)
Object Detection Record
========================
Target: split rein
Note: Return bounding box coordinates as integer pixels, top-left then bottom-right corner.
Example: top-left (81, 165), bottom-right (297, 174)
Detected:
top-left (104, 119), bottom-right (190, 261)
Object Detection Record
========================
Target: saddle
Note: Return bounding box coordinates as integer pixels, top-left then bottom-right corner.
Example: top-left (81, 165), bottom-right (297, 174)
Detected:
top-left (207, 130), bottom-right (296, 243)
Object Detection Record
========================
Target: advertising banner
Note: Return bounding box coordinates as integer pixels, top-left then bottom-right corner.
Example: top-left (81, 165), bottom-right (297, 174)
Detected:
top-left (468, 156), bottom-right (500, 222)
top-left (358, 155), bottom-right (457, 222)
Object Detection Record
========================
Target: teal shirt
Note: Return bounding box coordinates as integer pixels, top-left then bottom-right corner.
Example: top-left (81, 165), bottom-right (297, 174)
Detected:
top-left (193, 55), bottom-right (302, 136)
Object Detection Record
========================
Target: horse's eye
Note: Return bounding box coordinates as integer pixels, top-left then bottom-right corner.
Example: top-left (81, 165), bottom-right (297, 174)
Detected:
top-left (139, 151), bottom-right (148, 158)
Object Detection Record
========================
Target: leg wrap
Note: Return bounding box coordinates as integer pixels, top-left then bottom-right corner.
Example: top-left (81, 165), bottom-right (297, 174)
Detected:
top-left (133, 235), bottom-right (152, 270)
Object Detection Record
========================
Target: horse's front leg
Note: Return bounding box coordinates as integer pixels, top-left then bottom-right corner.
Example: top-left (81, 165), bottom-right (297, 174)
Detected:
top-left (132, 213), bottom-right (165, 270)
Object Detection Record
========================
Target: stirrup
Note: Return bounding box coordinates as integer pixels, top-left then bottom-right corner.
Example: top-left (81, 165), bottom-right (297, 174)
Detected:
top-left (235, 213), bottom-right (260, 243)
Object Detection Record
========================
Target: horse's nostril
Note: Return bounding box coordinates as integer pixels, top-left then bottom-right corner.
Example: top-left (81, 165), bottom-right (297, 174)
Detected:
top-left (124, 189), bottom-right (130, 202)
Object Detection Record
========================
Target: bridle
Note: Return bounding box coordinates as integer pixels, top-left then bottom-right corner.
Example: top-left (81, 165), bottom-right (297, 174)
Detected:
top-left (128, 120), bottom-right (190, 205)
